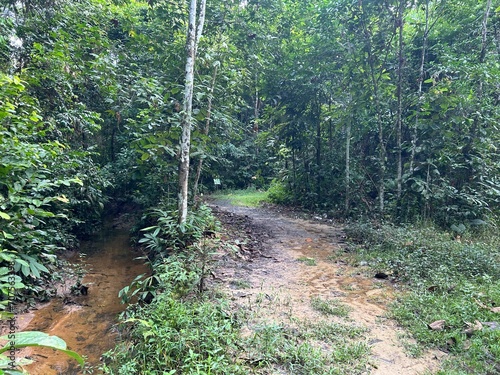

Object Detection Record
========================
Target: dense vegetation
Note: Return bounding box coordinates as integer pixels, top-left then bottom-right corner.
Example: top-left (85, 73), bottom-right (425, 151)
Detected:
top-left (1, 0), bottom-right (499, 373)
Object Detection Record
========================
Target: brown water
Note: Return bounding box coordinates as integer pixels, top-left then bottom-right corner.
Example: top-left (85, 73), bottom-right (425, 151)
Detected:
top-left (19, 228), bottom-right (149, 374)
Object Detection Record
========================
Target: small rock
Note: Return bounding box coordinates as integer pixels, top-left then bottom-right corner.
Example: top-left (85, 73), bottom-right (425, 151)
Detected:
top-left (428, 320), bottom-right (446, 331)
top-left (482, 322), bottom-right (500, 331)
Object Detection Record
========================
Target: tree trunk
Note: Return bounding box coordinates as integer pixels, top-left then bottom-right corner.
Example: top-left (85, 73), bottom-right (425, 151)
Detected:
top-left (479, 0), bottom-right (492, 65)
top-left (409, 1), bottom-right (443, 175)
top-left (193, 64), bottom-right (218, 197)
top-left (345, 114), bottom-right (351, 214)
top-left (178, 0), bottom-right (207, 224)
top-left (315, 99), bottom-right (322, 199)
top-left (360, 0), bottom-right (387, 214)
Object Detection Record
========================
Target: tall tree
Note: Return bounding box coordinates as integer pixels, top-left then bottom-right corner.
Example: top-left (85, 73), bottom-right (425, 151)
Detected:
top-left (178, 0), bottom-right (207, 224)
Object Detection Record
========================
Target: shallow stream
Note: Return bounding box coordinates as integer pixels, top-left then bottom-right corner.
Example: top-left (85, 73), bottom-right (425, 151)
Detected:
top-left (19, 227), bottom-right (148, 374)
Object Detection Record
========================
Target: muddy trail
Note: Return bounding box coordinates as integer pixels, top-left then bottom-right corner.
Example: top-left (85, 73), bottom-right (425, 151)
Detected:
top-left (209, 200), bottom-right (444, 375)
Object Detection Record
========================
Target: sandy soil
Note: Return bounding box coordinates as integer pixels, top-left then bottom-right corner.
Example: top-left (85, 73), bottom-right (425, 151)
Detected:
top-left (209, 201), bottom-right (446, 375)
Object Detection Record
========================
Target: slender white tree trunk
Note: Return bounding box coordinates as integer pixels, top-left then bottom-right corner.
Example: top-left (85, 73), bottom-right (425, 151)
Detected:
top-left (193, 64), bottom-right (218, 197)
top-left (178, 0), bottom-right (207, 224)
top-left (345, 113), bottom-right (351, 214)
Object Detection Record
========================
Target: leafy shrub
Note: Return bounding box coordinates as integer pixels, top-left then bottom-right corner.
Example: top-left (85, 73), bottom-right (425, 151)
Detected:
top-left (138, 203), bottom-right (218, 256)
top-left (267, 179), bottom-right (292, 205)
top-left (0, 73), bottom-right (107, 303)
top-left (102, 294), bottom-right (245, 375)
top-left (119, 252), bottom-right (201, 304)
top-left (121, 204), bottom-right (221, 303)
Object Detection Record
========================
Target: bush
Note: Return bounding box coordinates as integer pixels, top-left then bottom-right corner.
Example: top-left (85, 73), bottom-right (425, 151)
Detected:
top-left (137, 203), bottom-right (218, 256)
top-left (102, 294), bottom-right (245, 374)
top-left (267, 179), bottom-right (292, 205)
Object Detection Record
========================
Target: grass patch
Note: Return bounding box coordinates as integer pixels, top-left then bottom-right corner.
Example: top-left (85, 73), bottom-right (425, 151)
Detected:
top-left (311, 296), bottom-right (351, 317)
top-left (211, 188), bottom-right (269, 207)
top-left (297, 256), bottom-right (317, 266)
top-left (243, 320), bottom-right (370, 374)
top-left (230, 279), bottom-right (252, 289)
top-left (345, 222), bottom-right (500, 374)
top-left (304, 320), bottom-right (368, 342)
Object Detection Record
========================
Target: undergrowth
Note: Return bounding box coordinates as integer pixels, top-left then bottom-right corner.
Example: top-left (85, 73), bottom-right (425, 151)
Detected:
top-left (102, 293), bottom-right (246, 374)
top-left (103, 203), bottom-right (372, 374)
top-left (243, 320), bottom-right (370, 374)
top-left (345, 223), bottom-right (500, 374)
top-left (102, 204), bottom-right (246, 374)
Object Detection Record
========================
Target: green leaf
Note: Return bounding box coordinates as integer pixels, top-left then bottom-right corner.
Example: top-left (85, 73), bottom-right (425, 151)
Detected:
top-left (1, 232), bottom-right (14, 240)
top-left (0, 311), bottom-right (14, 320)
top-left (55, 195), bottom-right (69, 203)
top-left (0, 331), bottom-right (84, 366)
top-left (0, 213), bottom-right (10, 220)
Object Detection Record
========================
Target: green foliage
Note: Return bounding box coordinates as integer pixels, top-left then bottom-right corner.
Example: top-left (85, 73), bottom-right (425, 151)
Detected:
top-left (346, 222), bottom-right (500, 373)
top-left (267, 179), bottom-right (293, 205)
top-left (102, 294), bottom-right (245, 375)
top-left (297, 256), bottom-right (317, 266)
top-left (119, 253), bottom-right (200, 304)
top-left (234, 0), bottom-right (500, 224)
top-left (137, 203), bottom-right (218, 255)
top-left (0, 0), bottom-right (113, 306)
top-left (0, 331), bottom-right (84, 373)
top-left (345, 223), bottom-right (500, 287)
top-left (245, 321), bottom-right (370, 374)
top-left (120, 203), bottom-right (221, 304)
top-left (390, 278), bottom-right (500, 374)
top-left (311, 297), bottom-right (350, 318)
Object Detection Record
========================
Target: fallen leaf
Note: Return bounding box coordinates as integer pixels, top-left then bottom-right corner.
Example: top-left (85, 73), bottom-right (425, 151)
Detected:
top-left (474, 299), bottom-right (500, 313)
top-left (428, 320), bottom-right (446, 330)
top-left (474, 298), bottom-right (488, 309)
top-left (464, 320), bottom-right (483, 336)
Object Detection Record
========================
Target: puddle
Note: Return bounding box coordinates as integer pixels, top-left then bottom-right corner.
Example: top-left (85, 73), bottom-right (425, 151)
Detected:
top-left (16, 228), bottom-right (148, 374)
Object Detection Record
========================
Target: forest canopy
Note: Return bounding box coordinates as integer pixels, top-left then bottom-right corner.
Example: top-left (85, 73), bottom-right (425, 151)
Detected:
top-left (0, 0), bottom-right (499, 298)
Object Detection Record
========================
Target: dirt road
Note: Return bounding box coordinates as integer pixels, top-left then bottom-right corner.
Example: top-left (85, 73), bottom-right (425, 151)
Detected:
top-left (210, 201), bottom-right (443, 374)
